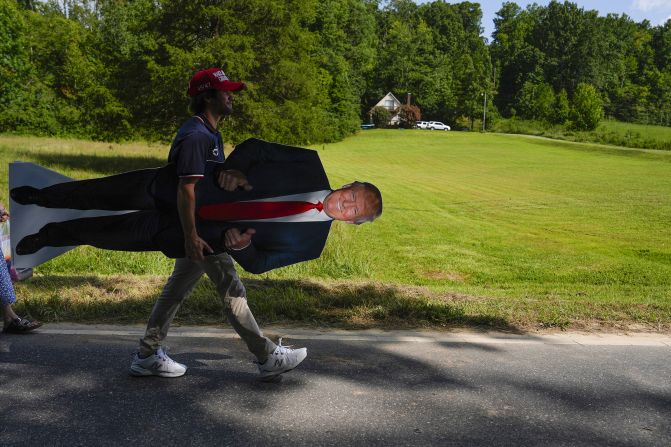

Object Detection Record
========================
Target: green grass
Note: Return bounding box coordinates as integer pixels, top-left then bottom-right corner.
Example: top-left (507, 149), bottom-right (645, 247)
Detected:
top-left (599, 119), bottom-right (671, 143)
top-left (2, 131), bottom-right (671, 331)
top-left (492, 118), bottom-right (671, 150)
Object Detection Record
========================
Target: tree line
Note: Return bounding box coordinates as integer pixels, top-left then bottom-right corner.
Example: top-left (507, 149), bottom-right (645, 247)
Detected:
top-left (491, 1), bottom-right (671, 129)
top-left (0, 0), bottom-right (669, 144)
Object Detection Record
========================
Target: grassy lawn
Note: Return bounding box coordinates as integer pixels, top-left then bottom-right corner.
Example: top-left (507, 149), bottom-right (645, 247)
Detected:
top-left (599, 119), bottom-right (671, 143)
top-left (2, 131), bottom-right (670, 331)
top-left (492, 118), bottom-right (671, 150)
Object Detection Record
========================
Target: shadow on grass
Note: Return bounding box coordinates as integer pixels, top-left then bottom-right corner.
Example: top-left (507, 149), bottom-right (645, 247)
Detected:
top-left (245, 278), bottom-right (519, 331)
top-left (16, 151), bottom-right (166, 176)
top-left (17, 275), bottom-right (170, 324)
top-left (15, 275), bottom-right (520, 331)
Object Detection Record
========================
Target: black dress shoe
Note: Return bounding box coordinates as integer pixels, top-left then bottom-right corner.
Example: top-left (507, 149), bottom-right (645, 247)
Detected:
top-left (16, 233), bottom-right (46, 255)
top-left (10, 186), bottom-right (44, 206)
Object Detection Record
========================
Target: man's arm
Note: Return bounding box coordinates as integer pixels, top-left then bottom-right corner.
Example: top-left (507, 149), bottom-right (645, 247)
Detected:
top-left (177, 177), bottom-right (213, 261)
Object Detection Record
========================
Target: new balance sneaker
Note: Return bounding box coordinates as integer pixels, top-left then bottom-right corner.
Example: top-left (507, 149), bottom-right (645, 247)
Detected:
top-left (129, 347), bottom-right (187, 378)
top-left (257, 338), bottom-right (307, 381)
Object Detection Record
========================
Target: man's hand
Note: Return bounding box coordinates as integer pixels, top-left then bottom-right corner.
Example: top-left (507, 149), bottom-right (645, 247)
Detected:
top-left (185, 235), bottom-right (214, 261)
top-left (224, 228), bottom-right (256, 251)
top-left (217, 169), bottom-right (252, 192)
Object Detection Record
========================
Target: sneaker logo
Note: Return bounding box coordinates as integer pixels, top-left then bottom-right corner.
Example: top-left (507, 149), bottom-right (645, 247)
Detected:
top-left (274, 359), bottom-right (284, 368)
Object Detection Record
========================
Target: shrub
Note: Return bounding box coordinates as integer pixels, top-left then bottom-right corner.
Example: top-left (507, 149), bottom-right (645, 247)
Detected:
top-left (398, 104), bottom-right (421, 129)
top-left (516, 81), bottom-right (555, 122)
top-left (553, 89), bottom-right (570, 125)
top-left (371, 106), bottom-right (391, 129)
top-left (569, 83), bottom-right (604, 130)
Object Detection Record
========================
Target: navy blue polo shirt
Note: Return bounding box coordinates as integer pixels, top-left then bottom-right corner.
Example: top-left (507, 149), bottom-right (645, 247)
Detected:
top-left (168, 115), bottom-right (224, 177)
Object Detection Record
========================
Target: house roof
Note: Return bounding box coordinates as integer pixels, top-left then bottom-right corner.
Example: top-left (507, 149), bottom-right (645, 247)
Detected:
top-left (370, 92), bottom-right (402, 112)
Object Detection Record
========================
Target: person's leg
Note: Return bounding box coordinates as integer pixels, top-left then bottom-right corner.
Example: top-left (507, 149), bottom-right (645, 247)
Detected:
top-left (2, 303), bottom-right (19, 322)
top-left (16, 211), bottom-right (162, 255)
top-left (202, 256), bottom-right (308, 379)
top-left (137, 258), bottom-right (204, 357)
top-left (11, 168), bottom-right (159, 210)
top-left (1, 259), bottom-right (17, 325)
top-left (1, 255), bottom-right (41, 332)
top-left (201, 253), bottom-right (276, 362)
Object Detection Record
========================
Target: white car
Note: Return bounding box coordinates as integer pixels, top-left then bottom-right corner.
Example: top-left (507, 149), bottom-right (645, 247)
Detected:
top-left (428, 121), bottom-right (450, 131)
top-left (415, 121), bottom-right (429, 129)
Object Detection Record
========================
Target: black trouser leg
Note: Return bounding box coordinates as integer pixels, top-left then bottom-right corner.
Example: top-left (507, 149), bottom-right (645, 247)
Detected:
top-left (39, 211), bottom-right (163, 252)
top-left (38, 168), bottom-right (159, 210)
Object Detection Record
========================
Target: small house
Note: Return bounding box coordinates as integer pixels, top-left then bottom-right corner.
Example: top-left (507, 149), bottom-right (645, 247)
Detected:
top-left (369, 92), bottom-right (402, 126)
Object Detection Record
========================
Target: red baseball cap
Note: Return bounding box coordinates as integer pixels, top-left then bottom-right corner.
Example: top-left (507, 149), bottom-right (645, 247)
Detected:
top-left (187, 68), bottom-right (246, 97)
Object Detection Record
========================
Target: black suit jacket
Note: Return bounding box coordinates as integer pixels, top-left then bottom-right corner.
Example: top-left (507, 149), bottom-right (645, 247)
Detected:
top-left (193, 138), bottom-right (333, 274)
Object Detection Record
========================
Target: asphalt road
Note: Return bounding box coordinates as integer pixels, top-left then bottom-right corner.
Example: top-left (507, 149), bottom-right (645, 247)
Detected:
top-left (1, 325), bottom-right (670, 446)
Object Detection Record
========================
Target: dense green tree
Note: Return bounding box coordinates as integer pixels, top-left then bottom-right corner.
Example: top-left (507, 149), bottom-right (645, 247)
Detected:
top-left (447, 3), bottom-right (492, 127)
top-left (22, 5), bottom-right (130, 139)
top-left (371, 0), bottom-right (425, 101)
top-left (553, 88), bottom-right (570, 124)
top-left (490, 2), bottom-right (542, 116)
top-left (2, 0), bottom-right (669, 142)
top-left (368, 0), bottom-right (491, 127)
top-left (0, 0), bottom-right (32, 128)
top-left (491, 1), bottom-right (670, 127)
top-left (652, 20), bottom-right (671, 70)
top-left (1, 0), bottom-right (127, 137)
top-left (534, 1), bottom-right (604, 94)
top-left (516, 81), bottom-right (554, 121)
top-left (311, 0), bottom-right (378, 141)
top-left (569, 82), bottom-right (603, 130)
top-left (370, 106), bottom-right (390, 128)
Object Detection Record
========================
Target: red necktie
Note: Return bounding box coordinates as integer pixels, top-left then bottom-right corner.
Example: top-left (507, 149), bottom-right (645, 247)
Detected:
top-left (198, 201), bottom-right (324, 221)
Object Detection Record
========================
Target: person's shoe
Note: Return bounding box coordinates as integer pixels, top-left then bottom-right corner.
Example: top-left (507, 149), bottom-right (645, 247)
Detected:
top-left (129, 347), bottom-right (187, 378)
top-left (2, 317), bottom-right (43, 333)
top-left (16, 232), bottom-right (47, 255)
top-left (257, 338), bottom-right (307, 381)
top-left (10, 186), bottom-right (45, 206)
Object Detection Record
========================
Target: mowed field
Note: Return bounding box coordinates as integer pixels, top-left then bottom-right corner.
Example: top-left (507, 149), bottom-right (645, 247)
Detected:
top-left (1, 130), bottom-right (670, 330)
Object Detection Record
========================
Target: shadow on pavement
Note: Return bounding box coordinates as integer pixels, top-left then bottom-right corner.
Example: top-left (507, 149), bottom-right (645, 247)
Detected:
top-left (0, 331), bottom-right (669, 446)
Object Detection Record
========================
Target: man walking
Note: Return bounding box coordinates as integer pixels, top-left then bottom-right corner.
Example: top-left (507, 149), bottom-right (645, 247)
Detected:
top-left (129, 68), bottom-right (306, 381)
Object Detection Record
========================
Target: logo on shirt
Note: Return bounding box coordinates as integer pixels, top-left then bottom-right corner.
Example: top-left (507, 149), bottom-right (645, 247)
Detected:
top-left (212, 146), bottom-right (219, 157)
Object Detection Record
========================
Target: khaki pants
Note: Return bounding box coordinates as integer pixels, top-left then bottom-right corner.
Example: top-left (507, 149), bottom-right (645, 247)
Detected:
top-left (139, 253), bottom-right (275, 362)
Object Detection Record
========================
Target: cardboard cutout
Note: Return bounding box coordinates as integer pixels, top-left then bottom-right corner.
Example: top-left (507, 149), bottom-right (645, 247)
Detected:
top-left (9, 138), bottom-right (335, 274)
top-left (9, 162), bottom-right (134, 269)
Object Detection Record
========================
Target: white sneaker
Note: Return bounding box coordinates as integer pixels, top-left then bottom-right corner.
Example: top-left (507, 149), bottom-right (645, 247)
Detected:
top-left (129, 347), bottom-right (187, 378)
top-left (258, 338), bottom-right (307, 381)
